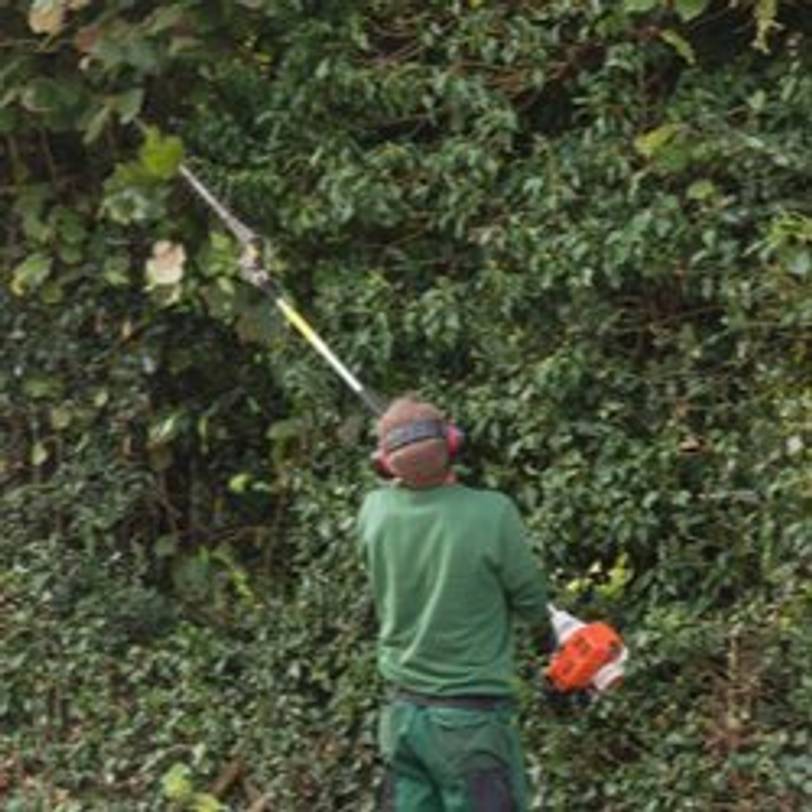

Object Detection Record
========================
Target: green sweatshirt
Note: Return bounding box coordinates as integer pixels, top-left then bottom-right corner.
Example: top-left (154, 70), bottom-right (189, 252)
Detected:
top-left (357, 483), bottom-right (549, 697)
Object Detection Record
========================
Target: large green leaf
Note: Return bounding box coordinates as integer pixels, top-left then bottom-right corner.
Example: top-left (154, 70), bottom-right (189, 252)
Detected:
top-left (674, 0), bottom-right (709, 21)
top-left (138, 126), bottom-right (184, 180)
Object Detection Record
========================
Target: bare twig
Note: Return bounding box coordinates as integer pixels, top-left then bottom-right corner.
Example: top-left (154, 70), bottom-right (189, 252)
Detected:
top-left (247, 793), bottom-right (273, 812)
top-left (38, 128), bottom-right (59, 188)
top-left (209, 756), bottom-right (244, 799)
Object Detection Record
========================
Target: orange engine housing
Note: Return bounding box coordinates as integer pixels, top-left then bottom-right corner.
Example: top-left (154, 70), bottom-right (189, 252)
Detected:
top-left (545, 621), bottom-right (625, 693)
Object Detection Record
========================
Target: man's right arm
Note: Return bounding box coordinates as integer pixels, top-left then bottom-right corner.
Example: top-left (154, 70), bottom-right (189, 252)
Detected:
top-left (497, 496), bottom-right (550, 630)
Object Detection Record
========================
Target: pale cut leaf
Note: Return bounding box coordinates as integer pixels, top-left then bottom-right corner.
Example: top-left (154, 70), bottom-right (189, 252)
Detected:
top-left (28, 0), bottom-right (65, 35)
top-left (145, 240), bottom-right (186, 287)
top-left (753, 0), bottom-right (780, 53)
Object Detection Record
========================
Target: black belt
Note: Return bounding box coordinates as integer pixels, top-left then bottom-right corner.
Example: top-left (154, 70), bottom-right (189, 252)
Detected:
top-left (391, 688), bottom-right (513, 711)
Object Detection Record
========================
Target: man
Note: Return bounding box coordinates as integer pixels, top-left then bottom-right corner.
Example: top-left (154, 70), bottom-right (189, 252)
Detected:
top-left (357, 395), bottom-right (551, 811)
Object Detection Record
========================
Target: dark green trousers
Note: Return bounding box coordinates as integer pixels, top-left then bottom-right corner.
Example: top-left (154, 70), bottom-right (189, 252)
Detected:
top-left (377, 695), bottom-right (529, 811)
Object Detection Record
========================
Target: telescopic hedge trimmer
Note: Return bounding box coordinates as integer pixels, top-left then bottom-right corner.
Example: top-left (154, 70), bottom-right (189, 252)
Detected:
top-left (176, 159), bottom-right (628, 697)
top-left (176, 163), bottom-right (386, 418)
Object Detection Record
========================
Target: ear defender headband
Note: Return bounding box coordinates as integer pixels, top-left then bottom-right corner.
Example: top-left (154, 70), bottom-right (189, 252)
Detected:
top-left (372, 419), bottom-right (464, 478)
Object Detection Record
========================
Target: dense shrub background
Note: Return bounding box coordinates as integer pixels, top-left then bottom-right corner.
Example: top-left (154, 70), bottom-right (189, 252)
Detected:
top-left (1, 1), bottom-right (810, 809)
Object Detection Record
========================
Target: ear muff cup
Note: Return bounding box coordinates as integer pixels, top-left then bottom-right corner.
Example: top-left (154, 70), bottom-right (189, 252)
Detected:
top-left (444, 424), bottom-right (464, 459)
top-left (371, 447), bottom-right (392, 478)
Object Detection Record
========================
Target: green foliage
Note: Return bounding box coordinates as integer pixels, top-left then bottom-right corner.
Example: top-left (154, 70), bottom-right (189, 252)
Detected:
top-left (162, 763), bottom-right (223, 811)
top-left (1, 0), bottom-right (810, 808)
top-left (139, 127), bottom-right (185, 181)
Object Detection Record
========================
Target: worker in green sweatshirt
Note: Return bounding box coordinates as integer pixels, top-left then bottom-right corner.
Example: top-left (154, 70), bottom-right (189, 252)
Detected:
top-left (357, 395), bottom-right (551, 811)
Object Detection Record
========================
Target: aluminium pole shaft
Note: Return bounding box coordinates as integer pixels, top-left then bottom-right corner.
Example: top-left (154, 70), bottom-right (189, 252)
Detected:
top-left (178, 163), bottom-right (384, 416)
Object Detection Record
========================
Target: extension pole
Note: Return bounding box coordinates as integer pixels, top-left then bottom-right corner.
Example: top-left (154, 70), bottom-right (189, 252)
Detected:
top-left (178, 164), bottom-right (384, 417)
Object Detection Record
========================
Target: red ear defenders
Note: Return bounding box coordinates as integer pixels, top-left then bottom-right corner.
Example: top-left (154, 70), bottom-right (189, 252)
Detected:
top-left (372, 419), bottom-right (464, 478)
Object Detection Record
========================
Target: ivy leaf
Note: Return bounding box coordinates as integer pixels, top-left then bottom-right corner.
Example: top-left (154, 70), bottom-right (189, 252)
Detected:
top-left (748, 89), bottom-right (767, 113)
top-left (634, 123), bottom-right (683, 159)
top-left (10, 253), bottom-right (52, 296)
top-left (139, 127), bottom-right (184, 180)
top-left (623, 0), bottom-right (659, 12)
top-left (660, 30), bottom-right (696, 65)
top-left (114, 88), bottom-right (144, 124)
top-left (674, 0), bottom-right (709, 22)
top-left (82, 104), bottom-right (112, 145)
top-left (23, 375), bottom-right (63, 400)
top-left (103, 255), bottom-right (131, 287)
top-left (28, 0), bottom-right (66, 35)
top-left (101, 159), bottom-right (169, 224)
top-left (161, 764), bottom-right (192, 802)
top-left (154, 534), bottom-right (179, 558)
top-left (31, 441), bottom-right (49, 467)
top-left (28, 1), bottom-right (90, 36)
top-left (192, 793), bottom-right (223, 812)
top-left (596, 553), bottom-right (634, 601)
top-left (50, 405), bottom-right (73, 431)
top-left (148, 411), bottom-right (186, 448)
top-left (145, 240), bottom-right (186, 287)
top-left (20, 78), bottom-right (64, 114)
top-left (687, 179), bottom-right (716, 201)
top-left (84, 91), bottom-right (143, 145)
top-left (228, 472), bottom-right (252, 493)
top-left (144, 5), bottom-right (186, 34)
top-left (787, 248), bottom-right (810, 278)
top-left (236, 302), bottom-right (277, 345)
